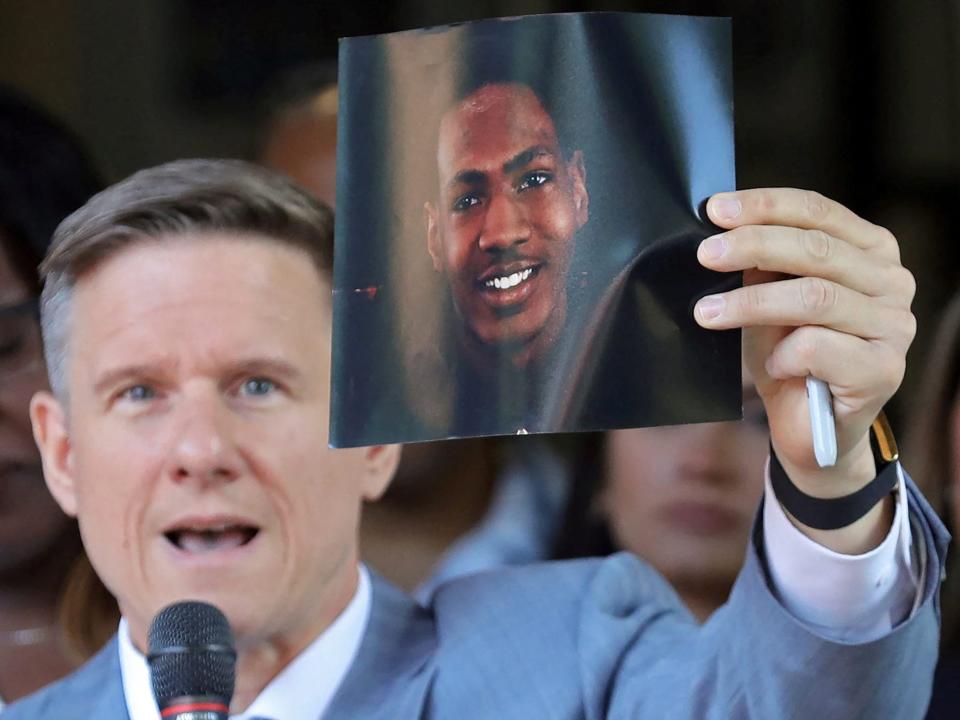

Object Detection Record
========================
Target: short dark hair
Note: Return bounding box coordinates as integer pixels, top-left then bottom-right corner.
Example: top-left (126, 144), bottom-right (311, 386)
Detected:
top-left (0, 88), bottom-right (102, 291)
top-left (40, 158), bottom-right (334, 399)
top-left (446, 22), bottom-right (580, 156)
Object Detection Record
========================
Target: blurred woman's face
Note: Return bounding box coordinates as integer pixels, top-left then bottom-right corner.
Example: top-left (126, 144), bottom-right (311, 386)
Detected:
top-left (0, 239), bottom-right (71, 577)
top-left (602, 382), bottom-right (768, 600)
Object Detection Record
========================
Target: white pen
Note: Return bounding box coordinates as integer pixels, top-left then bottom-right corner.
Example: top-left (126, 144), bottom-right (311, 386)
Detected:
top-left (806, 376), bottom-right (837, 467)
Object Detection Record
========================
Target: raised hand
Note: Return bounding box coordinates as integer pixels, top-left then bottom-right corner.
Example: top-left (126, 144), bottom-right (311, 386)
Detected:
top-left (694, 189), bottom-right (916, 548)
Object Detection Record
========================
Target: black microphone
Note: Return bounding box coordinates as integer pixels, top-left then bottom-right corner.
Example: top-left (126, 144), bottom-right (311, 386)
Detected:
top-left (147, 601), bottom-right (237, 720)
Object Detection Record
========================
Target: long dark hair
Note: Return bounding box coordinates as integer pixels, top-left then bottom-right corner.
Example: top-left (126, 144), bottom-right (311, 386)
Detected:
top-left (906, 292), bottom-right (960, 650)
top-left (0, 87), bottom-right (118, 660)
top-left (551, 432), bottom-right (616, 560)
top-left (0, 89), bottom-right (101, 289)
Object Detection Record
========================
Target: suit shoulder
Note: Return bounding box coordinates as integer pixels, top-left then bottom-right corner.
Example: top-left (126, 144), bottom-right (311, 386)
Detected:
top-left (3, 675), bottom-right (80, 720)
top-left (432, 556), bottom-right (599, 606)
top-left (3, 638), bottom-right (124, 720)
top-left (431, 552), bottom-right (688, 628)
top-left (424, 554), bottom-right (693, 714)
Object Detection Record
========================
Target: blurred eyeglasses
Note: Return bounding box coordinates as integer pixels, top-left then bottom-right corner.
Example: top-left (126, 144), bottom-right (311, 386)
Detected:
top-left (0, 298), bottom-right (43, 381)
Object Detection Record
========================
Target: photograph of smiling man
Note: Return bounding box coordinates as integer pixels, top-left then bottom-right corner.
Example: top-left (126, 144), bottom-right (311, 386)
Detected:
top-left (424, 81), bottom-right (587, 375)
top-left (331, 12), bottom-right (741, 447)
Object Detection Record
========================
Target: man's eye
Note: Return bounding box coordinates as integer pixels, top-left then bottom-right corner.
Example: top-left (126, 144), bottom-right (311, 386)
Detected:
top-left (122, 385), bottom-right (156, 402)
top-left (241, 377), bottom-right (277, 397)
top-left (518, 171), bottom-right (552, 191)
top-left (452, 194), bottom-right (481, 212)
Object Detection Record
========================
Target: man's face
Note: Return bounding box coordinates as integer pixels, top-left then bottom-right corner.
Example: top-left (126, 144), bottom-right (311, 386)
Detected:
top-left (426, 84), bottom-right (588, 359)
top-left (31, 236), bottom-right (397, 650)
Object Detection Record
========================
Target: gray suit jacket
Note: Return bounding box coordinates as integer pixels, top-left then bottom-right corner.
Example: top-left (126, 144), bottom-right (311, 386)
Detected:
top-left (3, 476), bottom-right (948, 719)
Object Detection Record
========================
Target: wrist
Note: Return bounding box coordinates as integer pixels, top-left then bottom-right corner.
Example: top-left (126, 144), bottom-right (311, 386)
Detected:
top-left (775, 434), bottom-right (876, 498)
top-left (778, 482), bottom-right (895, 556)
top-left (769, 413), bottom-right (902, 553)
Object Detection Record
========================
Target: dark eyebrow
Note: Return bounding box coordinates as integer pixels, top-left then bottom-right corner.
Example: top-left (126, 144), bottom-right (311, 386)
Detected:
top-left (446, 145), bottom-right (556, 191)
top-left (449, 169), bottom-right (488, 190)
top-left (502, 145), bottom-right (554, 176)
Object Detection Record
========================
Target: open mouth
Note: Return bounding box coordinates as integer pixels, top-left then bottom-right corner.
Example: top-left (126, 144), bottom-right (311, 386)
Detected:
top-left (481, 266), bottom-right (538, 291)
top-left (164, 523), bottom-right (260, 554)
top-left (475, 263), bottom-right (543, 309)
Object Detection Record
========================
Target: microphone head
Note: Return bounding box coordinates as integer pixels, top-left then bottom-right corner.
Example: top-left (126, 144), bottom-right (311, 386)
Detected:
top-left (147, 600), bottom-right (236, 709)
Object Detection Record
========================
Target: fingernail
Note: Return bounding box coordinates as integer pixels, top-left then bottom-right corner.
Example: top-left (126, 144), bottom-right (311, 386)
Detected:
top-left (699, 234), bottom-right (726, 260)
top-left (696, 295), bottom-right (725, 322)
top-left (711, 196), bottom-right (742, 221)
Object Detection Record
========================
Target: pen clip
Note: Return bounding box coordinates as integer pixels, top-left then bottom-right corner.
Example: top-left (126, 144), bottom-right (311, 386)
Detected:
top-left (806, 376), bottom-right (837, 468)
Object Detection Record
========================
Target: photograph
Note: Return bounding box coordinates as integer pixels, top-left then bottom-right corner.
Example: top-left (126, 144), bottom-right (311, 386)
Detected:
top-left (331, 12), bottom-right (741, 447)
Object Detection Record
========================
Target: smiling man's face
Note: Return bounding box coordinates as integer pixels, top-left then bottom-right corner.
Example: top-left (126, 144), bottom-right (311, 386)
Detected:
top-left (425, 83), bottom-right (588, 366)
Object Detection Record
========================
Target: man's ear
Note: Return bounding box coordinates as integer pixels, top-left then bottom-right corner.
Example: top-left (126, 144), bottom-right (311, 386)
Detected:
top-left (568, 150), bottom-right (589, 228)
top-left (360, 443), bottom-right (402, 502)
top-left (424, 201), bottom-right (443, 273)
top-left (30, 391), bottom-right (78, 517)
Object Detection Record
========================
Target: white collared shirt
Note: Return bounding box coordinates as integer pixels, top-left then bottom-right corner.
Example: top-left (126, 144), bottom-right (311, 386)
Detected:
top-left (119, 565), bottom-right (371, 720)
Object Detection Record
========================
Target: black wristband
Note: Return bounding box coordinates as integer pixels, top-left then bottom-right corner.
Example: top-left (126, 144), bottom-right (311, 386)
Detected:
top-left (769, 446), bottom-right (899, 531)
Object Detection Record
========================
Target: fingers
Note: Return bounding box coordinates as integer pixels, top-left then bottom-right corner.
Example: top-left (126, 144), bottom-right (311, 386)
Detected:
top-left (697, 225), bottom-right (916, 302)
top-left (694, 275), bottom-right (917, 348)
top-left (707, 188), bottom-right (900, 262)
top-left (764, 326), bottom-right (905, 411)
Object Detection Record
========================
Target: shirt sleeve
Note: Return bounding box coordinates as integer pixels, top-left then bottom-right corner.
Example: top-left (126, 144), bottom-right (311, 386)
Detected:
top-left (762, 460), bottom-right (925, 642)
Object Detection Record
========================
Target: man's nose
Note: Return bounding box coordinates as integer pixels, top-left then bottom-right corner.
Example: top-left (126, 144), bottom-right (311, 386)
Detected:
top-left (168, 392), bottom-right (243, 486)
top-left (478, 190), bottom-right (530, 252)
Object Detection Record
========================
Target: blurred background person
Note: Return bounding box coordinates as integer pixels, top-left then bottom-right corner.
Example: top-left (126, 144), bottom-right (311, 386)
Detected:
top-left (258, 63), bottom-right (339, 207)
top-left (0, 89), bottom-right (117, 707)
top-left (905, 291), bottom-right (960, 719)
top-left (553, 374), bottom-right (768, 622)
top-left (257, 70), bottom-right (569, 597)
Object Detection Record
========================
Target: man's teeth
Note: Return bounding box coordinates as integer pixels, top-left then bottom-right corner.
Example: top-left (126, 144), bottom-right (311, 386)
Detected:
top-left (171, 526), bottom-right (255, 554)
top-left (485, 268), bottom-right (534, 290)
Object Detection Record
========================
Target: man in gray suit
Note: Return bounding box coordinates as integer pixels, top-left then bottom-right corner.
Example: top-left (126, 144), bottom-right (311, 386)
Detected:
top-left (4, 159), bottom-right (946, 719)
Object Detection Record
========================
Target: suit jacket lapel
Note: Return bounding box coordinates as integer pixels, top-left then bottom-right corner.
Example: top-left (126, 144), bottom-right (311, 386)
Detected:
top-left (83, 637), bottom-right (130, 719)
top-left (323, 572), bottom-right (437, 719)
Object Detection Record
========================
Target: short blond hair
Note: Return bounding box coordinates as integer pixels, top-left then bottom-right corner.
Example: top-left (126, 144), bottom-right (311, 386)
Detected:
top-left (40, 158), bottom-right (334, 399)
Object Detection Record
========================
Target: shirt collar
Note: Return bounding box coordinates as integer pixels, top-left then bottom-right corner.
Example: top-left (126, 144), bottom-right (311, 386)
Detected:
top-left (119, 565), bottom-right (372, 720)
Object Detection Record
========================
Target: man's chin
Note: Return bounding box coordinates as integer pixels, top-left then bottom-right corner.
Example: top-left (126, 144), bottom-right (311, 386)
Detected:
top-left (471, 329), bottom-right (539, 364)
top-left (146, 562), bottom-right (275, 619)
top-left (468, 314), bottom-right (558, 365)
top-left (142, 586), bottom-right (270, 639)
